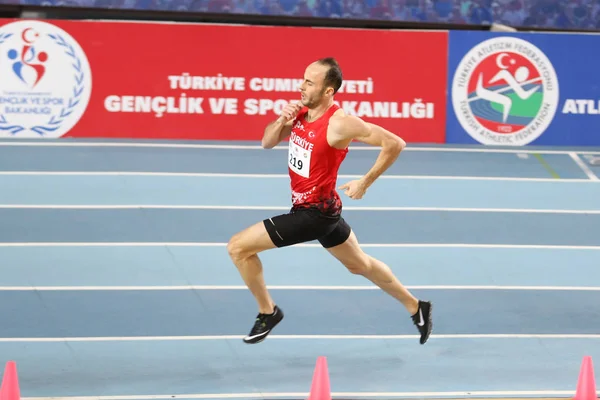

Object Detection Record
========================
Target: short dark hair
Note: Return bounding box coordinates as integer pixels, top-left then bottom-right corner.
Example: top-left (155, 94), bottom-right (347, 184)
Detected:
top-left (317, 57), bottom-right (343, 94)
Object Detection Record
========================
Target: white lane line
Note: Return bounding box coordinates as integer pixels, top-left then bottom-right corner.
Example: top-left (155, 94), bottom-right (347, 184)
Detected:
top-left (1, 205), bottom-right (600, 214)
top-left (2, 334), bottom-right (600, 342)
top-left (2, 140), bottom-right (600, 155)
top-left (19, 389), bottom-right (599, 400)
top-left (1, 285), bottom-right (600, 291)
top-left (0, 171), bottom-right (594, 182)
top-left (0, 243), bottom-right (599, 250)
top-left (570, 152), bottom-right (600, 181)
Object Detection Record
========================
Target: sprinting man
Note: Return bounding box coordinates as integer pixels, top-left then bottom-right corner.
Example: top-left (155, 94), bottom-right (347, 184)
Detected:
top-left (227, 57), bottom-right (433, 345)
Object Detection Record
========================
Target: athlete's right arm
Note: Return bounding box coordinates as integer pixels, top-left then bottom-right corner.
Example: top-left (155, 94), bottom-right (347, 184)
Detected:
top-left (261, 102), bottom-right (303, 149)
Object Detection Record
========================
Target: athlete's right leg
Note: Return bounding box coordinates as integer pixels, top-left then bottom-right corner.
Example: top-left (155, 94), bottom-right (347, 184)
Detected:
top-left (321, 225), bottom-right (420, 314)
top-left (319, 219), bottom-right (432, 345)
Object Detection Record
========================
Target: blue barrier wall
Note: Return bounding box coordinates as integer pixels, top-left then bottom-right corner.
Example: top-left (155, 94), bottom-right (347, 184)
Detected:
top-left (445, 31), bottom-right (600, 146)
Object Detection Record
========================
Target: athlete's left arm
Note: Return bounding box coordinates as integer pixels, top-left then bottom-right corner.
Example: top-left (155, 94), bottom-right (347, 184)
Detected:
top-left (332, 115), bottom-right (406, 200)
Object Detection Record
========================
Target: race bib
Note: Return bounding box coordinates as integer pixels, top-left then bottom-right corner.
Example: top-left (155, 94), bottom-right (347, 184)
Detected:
top-left (288, 140), bottom-right (311, 178)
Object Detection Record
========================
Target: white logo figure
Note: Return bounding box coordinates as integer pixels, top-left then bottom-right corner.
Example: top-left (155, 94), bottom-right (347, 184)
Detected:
top-left (474, 53), bottom-right (541, 123)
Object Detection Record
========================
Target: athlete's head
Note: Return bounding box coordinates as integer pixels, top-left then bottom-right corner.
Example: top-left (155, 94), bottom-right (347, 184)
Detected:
top-left (300, 57), bottom-right (343, 108)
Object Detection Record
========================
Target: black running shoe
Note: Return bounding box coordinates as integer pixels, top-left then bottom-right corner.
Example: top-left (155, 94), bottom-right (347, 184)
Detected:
top-left (243, 305), bottom-right (284, 344)
top-left (411, 300), bottom-right (432, 344)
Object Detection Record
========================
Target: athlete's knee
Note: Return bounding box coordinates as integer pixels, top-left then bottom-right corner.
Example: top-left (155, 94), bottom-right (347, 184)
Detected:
top-left (227, 231), bottom-right (253, 263)
top-left (327, 232), bottom-right (372, 275)
top-left (343, 253), bottom-right (372, 275)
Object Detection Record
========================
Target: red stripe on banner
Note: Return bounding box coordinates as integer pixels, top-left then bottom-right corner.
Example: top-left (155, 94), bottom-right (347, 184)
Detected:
top-left (0, 19), bottom-right (448, 142)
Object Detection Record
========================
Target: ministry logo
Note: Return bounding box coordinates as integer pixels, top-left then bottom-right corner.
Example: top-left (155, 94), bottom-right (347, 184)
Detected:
top-left (0, 20), bottom-right (92, 138)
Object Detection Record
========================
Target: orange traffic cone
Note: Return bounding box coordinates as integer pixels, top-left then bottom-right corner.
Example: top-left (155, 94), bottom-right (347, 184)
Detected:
top-left (574, 356), bottom-right (598, 400)
top-left (307, 356), bottom-right (331, 400)
top-left (0, 361), bottom-right (20, 400)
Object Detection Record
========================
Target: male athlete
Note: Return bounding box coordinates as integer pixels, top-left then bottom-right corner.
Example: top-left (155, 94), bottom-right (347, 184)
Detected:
top-left (227, 57), bottom-right (433, 345)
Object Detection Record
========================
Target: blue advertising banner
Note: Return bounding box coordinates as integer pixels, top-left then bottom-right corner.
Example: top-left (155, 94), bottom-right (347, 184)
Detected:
top-left (446, 31), bottom-right (600, 146)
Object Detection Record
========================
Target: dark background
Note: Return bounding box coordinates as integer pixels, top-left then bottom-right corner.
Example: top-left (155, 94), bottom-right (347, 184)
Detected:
top-left (0, 0), bottom-right (597, 33)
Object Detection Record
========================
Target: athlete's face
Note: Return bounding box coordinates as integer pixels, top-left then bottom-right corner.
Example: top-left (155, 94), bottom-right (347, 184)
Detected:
top-left (299, 62), bottom-right (334, 108)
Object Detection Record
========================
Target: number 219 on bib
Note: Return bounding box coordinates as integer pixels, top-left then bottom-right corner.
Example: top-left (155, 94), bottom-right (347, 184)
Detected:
top-left (288, 142), bottom-right (311, 178)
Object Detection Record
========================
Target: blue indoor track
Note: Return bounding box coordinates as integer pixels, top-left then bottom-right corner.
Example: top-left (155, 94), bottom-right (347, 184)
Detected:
top-left (1, 139), bottom-right (600, 400)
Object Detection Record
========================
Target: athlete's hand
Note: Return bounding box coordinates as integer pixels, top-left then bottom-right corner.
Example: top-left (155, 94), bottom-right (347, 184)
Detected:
top-left (279, 102), bottom-right (303, 122)
top-left (338, 179), bottom-right (368, 200)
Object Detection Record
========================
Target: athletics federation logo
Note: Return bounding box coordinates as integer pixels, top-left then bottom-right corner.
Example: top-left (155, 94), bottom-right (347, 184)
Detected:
top-left (451, 37), bottom-right (559, 146)
top-left (0, 20), bottom-right (92, 138)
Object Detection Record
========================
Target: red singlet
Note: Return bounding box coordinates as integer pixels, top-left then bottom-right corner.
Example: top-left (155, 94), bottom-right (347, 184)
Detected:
top-left (287, 104), bottom-right (348, 216)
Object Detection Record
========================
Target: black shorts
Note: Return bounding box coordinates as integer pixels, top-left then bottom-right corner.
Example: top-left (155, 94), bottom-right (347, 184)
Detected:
top-left (263, 207), bottom-right (352, 249)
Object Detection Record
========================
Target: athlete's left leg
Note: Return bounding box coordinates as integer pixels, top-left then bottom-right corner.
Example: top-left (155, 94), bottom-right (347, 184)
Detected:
top-left (227, 220), bottom-right (283, 345)
top-left (228, 208), bottom-right (341, 344)
top-left (227, 220), bottom-right (278, 315)
top-left (319, 219), bottom-right (433, 344)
